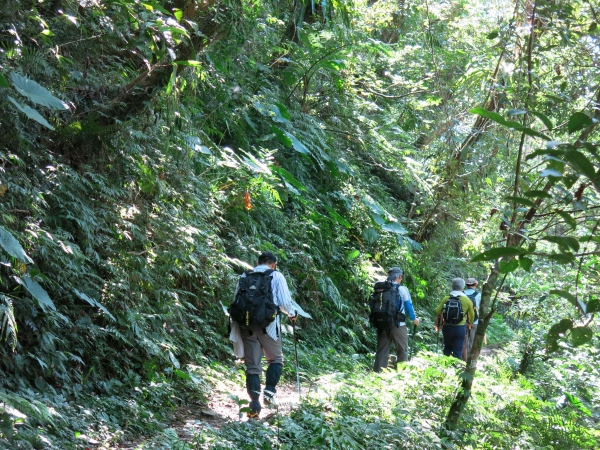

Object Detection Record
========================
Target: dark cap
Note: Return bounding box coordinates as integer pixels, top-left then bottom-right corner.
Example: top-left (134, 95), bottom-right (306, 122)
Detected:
top-left (258, 251), bottom-right (277, 263)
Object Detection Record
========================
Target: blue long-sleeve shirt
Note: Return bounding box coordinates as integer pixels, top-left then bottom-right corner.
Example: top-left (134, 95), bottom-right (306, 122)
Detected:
top-left (396, 284), bottom-right (417, 323)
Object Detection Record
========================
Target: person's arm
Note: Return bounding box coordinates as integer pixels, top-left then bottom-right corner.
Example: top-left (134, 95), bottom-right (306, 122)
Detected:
top-left (434, 298), bottom-right (446, 316)
top-left (271, 271), bottom-right (297, 318)
top-left (399, 286), bottom-right (418, 324)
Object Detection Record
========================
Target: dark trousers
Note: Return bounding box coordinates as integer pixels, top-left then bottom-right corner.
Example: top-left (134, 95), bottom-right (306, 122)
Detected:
top-left (442, 325), bottom-right (466, 359)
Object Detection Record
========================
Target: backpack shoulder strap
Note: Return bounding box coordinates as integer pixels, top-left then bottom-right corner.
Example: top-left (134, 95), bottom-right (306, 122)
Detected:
top-left (263, 269), bottom-right (275, 276)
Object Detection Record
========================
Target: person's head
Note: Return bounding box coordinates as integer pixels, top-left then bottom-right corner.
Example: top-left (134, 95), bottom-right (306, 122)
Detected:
top-left (387, 267), bottom-right (403, 283)
top-left (452, 277), bottom-right (466, 291)
top-left (466, 277), bottom-right (478, 288)
top-left (257, 251), bottom-right (277, 269)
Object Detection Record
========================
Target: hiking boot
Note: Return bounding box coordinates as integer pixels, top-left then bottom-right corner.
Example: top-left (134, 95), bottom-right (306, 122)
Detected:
top-left (246, 410), bottom-right (260, 419)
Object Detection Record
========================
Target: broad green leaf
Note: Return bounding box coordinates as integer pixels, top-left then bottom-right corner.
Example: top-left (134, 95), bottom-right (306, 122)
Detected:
top-left (547, 252), bottom-right (575, 264)
top-left (274, 102), bottom-right (291, 120)
top-left (184, 136), bottom-right (212, 154)
top-left (11, 73), bottom-right (68, 110)
top-left (547, 318), bottom-right (573, 337)
top-left (540, 168), bottom-right (562, 177)
top-left (570, 327), bottom-right (593, 347)
top-left (74, 289), bottom-right (115, 321)
top-left (8, 96), bottom-right (55, 130)
top-left (15, 275), bottom-right (56, 312)
top-left (469, 108), bottom-right (507, 126)
top-left (487, 30), bottom-right (499, 39)
top-left (499, 258), bottom-right (519, 273)
top-left (166, 65), bottom-right (177, 95)
top-left (471, 246), bottom-right (524, 262)
top-left (530, 110), bottom-right (553, 130)
top-left (381, 221), bottom-right (407, 235)
top-left (362, 227), bottom-right (378, 244)
top-left (523, 190), bottom-right (552, 199)
top-left (0, 73), bottom-right (8, 88)
top-left (549, 289), bottom-right (577, 307)
top-left (510, 124), bottom-right (552, 141)
top-left (321, 60), bottom-right (344, 71)
top-left (271, 166), bottom-right (306, 192)
top-left (505, 196), bottom-right (536, 207)
top-left (286, 132), bottom-right (311, 155)
top-left (346, 249), bottom-right (360, 260)
top-left (586, 298), bottom-right (600, 313)
top-left (564, 392), bottom-right (592, 416)
top-left (556, 211), bottom-right (576, 230)
top-left (323, 205), bottom-right (351, 228)
top-left (519, 257), bottom-right (533, 272)
top-left (563, 150), bottom-right (597, 180)
top-left (526, 148), bottom-right (564, 161)
top-left (370, 213), bottom-right (386, 226)
top-left (0, 226), bottom-right (33, 264)
top-left (271, 126), bottom-right (293, 146)
top-left (282, 69), bottom-right (297, 86)
top-left (542, 235), bottom-right (580, 252)
top-left (173, 60), bottom-right (202, 66)
top-left (174, 369), bottom-right (192, 381)
top-left (362, 197), bottom-right (385, 215)
top-left (567, 112), bottom-right (593, 134)
top-left (469, 109), bottom-right (551, 140)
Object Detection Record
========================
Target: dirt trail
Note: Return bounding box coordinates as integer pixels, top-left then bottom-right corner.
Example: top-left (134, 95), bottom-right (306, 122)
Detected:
top-left (119, 347), bottom-right (509, 448)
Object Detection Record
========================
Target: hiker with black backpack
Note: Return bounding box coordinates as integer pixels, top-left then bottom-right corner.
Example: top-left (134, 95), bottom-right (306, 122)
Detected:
top-left (228, 251), bottom-right (310, 419)
top-left (461, 277), bottom-right (481, 361)
top-left (372, 267), bottom-right (420, 372)
top-left (434, 278), bottom-right (475, 359)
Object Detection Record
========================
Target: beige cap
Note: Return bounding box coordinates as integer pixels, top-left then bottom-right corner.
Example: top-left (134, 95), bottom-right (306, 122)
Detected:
top-left (466, 277), bottom-right (477, 286)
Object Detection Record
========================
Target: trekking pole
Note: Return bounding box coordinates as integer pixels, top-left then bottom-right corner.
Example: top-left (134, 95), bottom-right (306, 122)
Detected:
top-left (292, 320), bottom-right (301, 395)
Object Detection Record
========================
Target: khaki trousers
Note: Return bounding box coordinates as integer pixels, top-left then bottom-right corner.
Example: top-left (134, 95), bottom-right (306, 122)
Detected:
top-left (374, 325), bottom-right (408, 372)
top-left (241, 325), bottom-right (283, 375)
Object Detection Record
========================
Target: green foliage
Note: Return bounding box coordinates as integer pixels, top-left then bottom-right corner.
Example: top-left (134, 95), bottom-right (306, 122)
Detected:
top-left (0, 0), bottom-right (599, 446)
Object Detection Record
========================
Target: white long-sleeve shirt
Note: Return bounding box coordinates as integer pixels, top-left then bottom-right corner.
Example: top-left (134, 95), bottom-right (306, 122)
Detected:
top-left (229, 265), bottom-right (310, 357)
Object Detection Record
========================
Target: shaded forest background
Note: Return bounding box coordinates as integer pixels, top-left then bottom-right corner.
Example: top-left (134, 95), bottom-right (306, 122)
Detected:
top-left (0, 0), bottom-right (599, 448)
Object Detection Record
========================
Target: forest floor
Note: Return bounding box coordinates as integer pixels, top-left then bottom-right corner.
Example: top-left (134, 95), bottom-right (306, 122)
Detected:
top-left (119, 344), bottom-right (507, 449)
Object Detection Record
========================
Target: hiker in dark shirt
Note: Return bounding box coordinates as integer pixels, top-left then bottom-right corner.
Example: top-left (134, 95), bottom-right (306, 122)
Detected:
top-left (373, 267), bottom-right (419, 372)
top-left (229, 252), bottom-right (309, 419)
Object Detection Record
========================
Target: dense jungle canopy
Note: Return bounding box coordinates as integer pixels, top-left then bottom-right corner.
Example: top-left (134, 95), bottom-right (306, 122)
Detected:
top-left (1, 0), bottom-right (600, 448)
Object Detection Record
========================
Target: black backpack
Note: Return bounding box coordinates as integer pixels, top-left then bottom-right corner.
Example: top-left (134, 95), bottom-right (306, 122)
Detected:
top-left (465, 290), bottom-right (479, 322)
top-left (369, 281), bottom-right (403, 330)
top-left (442, 295), bottom-right (464, 325)
top-left (229, 270), bottom-right (279, 329)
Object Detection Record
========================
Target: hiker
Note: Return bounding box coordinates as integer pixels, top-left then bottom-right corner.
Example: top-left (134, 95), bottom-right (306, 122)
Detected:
top-left (434, 278), bottom-right (474, 359)
top-left (228, 251), bottom-right (309, 419)
top-left (462, 277), bottom-right (481, 360)
top-left (373, 267), bottom-right (420, 372)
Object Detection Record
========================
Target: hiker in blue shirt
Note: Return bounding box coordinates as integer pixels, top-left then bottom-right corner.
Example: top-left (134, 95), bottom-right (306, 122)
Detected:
top-left (373, 267), bottom-right (420, 372)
